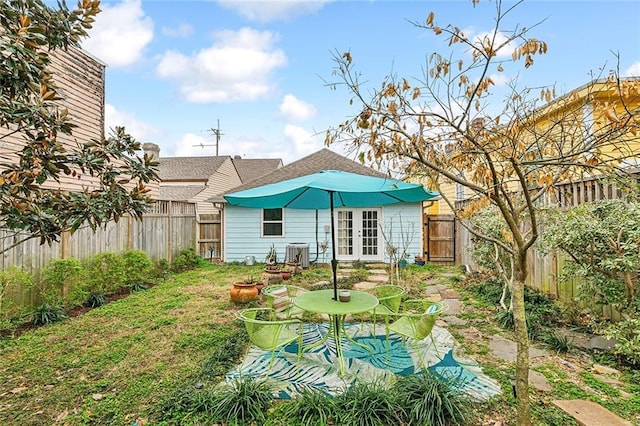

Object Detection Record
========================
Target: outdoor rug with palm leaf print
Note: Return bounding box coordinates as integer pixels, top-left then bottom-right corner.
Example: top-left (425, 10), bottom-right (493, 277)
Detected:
top-left (226, 322), bottom-right (502, 401)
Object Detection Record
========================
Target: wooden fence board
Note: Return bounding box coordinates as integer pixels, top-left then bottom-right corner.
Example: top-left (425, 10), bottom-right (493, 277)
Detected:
top-left (453, 173), bottom-right (638, 321)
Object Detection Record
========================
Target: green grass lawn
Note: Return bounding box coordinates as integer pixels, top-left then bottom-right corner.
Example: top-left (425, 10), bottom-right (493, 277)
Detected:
top-left (1, 261), bottom-right (638, 425)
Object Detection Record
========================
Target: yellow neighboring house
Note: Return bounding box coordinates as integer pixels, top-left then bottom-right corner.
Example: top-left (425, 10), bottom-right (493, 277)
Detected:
top-left (421, 77), bottom-right (640, 215)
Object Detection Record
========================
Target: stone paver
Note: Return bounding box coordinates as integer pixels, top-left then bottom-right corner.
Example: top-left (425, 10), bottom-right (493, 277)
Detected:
top-left (489, 335), bottom-right (547, 362)
top-left (441, 315), bottom-right (468, 326)
top-left (455, 326), bottom-right (484, 344)
top-left (367, 274), bottom-right (389, 283)
top-left (552, 400), bottom-right (632, 426)
top-left (558, 328), bottom-right (592, 349)
top-left (593, 374), bottom-right (624, 386)
top-left (426, 294), bottom-right (443, 302)
top-left (590, 336), bottom-right (617, 351)
top-left (529, 369), bottom-right (552, 392)
top-left (352, 281), bottom-right (378, 291)
top-left (442, 298), bottom-right (462, 315)
top-left (592, 364), bottom-right (620, 376)
top-left (338, 262), bottom-right (633, 426)
top-left (440, 288), bottom-right (460, 299)
top-left (425, 284), bottom-right (448, 294)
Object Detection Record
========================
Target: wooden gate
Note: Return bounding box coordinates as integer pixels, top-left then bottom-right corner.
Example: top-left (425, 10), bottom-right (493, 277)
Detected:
top-left (198, 213), bottom-right (222, 261)
top-left (423, 214), bottom-right (456, 263)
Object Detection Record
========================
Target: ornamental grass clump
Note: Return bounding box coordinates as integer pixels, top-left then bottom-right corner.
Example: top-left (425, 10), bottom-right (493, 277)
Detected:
top-left (394, 370), bottom-right (471, 426)
top-left (336, 379), bottom-right (402, 426)
top-left (210, 376), bottom-right (274, 425)
top-left (275, 388), bottom-right (338, 426)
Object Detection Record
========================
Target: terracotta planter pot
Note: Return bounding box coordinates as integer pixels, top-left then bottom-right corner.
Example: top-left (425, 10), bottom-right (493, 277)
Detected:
top-left (281, 270), bottom-right (291, 280)
top-left (230, 282), bottom-right (259, 304)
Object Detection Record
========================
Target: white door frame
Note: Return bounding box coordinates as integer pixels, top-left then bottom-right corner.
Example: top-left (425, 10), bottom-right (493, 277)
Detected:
top-left (335, 207), bottom-right (383, 262)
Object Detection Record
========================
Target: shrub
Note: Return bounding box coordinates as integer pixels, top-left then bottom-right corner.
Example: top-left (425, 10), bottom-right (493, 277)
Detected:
top-left (0, 266), bottom-right (33, 332)
top-left (154, 258), bottom-right (171, 279)
top-left (604, 318), bottom-right (640, 365)
top-left (394, 370), bottom-right (471, 426)
top-left (171, 247), bottom-right (203, 273)
top-left (39, 258), bottom-right (84, 309)
top-left (31, 303), bottom-right (67, 326)
top-left (82, 252), bottom-right (127, 295)
top-left (120, 249), bottom-right (154, 290)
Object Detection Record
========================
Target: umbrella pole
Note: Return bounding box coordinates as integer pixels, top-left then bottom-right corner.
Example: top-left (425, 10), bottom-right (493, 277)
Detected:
top-left (329, 191), bottom-right (338, 300)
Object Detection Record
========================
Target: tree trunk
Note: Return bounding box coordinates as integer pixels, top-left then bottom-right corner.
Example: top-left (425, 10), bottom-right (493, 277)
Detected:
top-left (512, 254), bottom-right (531, 425)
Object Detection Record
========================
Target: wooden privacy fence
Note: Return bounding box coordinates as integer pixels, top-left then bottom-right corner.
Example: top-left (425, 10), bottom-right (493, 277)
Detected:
top-left (0, 200), bottom-right (197, 275)
top-left (452, 174), bottom-right (636, 321)
top-left (197, 213), bottom-right (222, 261)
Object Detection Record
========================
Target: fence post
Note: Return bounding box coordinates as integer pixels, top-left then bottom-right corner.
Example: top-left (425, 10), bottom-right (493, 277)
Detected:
top-left (167, 200), bottom-right (173, 263)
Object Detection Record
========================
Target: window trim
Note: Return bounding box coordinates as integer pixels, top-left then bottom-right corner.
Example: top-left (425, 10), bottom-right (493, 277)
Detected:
top-left (261, 208), bottom-right (284, 237)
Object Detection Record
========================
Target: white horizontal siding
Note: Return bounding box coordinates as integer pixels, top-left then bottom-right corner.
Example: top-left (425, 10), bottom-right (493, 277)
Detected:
top-left (224, 202), bottom-right (423, 264)
top-left (381, 203), bottom-right (423, 262)
top-left (224, 206), bottom-right (332, 263)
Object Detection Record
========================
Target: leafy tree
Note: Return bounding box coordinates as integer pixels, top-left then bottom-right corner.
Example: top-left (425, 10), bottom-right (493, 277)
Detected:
top-left (542, 197), bottom-right (640, 314)
top-left (325, 0), bottom-right (640, 423)
top-left (0, 0), bottom-right (158, 250)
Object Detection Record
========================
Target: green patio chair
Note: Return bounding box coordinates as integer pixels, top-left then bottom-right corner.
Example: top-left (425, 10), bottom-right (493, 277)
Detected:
top-left (236, 307), bottom-right (304, 373)
top-left (262, 284), bottom-right (307, 318)
top-left (367, 284), bottom-right (406, 358)
top-left (387, 299), bottom-right (448, 369)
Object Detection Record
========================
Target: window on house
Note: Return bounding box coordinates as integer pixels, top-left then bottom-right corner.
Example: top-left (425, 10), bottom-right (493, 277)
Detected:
top-left (262, 208), bottom-right (283, 236)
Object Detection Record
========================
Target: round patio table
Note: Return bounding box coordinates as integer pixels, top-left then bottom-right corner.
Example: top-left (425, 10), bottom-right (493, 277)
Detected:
top-left (294, 289), bottom-right (378, 376)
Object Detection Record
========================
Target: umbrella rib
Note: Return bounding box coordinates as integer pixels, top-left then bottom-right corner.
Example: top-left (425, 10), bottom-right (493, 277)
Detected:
top-left (382, 192), bottom-right (404, 203)
top-left (283, 188), bottom-right (310, 207)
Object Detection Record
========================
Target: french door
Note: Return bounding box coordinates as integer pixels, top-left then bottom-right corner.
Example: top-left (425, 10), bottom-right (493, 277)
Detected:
top-left (335, 208), bottom-right (382, 262)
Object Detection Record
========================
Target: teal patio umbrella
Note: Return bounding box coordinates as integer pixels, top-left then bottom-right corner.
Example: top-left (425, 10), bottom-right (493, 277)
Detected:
top-left (224, 170), bottom-right (439, 300)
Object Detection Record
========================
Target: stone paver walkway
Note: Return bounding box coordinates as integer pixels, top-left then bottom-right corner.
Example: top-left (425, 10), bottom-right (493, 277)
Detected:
top-left (338, 263), bottom-right (632, 425)
top-left (552, 400), bottom-right (633, 426)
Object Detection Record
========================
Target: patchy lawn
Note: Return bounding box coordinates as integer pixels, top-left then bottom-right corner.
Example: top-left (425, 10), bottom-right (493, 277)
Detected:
top-left (0, 261), bottom-right (638, 425)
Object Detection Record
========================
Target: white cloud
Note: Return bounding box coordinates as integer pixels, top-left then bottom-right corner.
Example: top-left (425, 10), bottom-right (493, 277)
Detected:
top-left (162, 23), bottom-right (194, 38)
top-left (104, 104), bottom-right (160, 142)
top-left (283, 124), bottom-right (323, 158)
top-left (218, 0), bottom-right (329, 23)
top-left (82, 0), bottom-right (153, 68)
top-left (624, 62), bottom-right (640, 77)
top-left (173, 133), bottom-right (216, 157)
top-left (472, 30), bottom-right (515, 59)
top-left (156, 27), bottom-right (286, 103)
top-left (279, 94), bottom-right (317, 122)
top-left (488, 72), bottom-right (509, 88)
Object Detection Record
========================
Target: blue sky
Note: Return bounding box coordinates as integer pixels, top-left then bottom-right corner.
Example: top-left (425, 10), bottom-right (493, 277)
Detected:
top-left (78, 0), bottom-right (640, 164)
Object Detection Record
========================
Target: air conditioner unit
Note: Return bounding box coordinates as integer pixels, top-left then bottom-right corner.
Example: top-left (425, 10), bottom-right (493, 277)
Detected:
top-left (285, 243), bottom-right (310, 268)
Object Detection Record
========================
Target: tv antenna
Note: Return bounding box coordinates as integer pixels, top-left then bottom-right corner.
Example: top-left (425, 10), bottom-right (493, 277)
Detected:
top-left (195, 119), bottom-right (223, 155)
